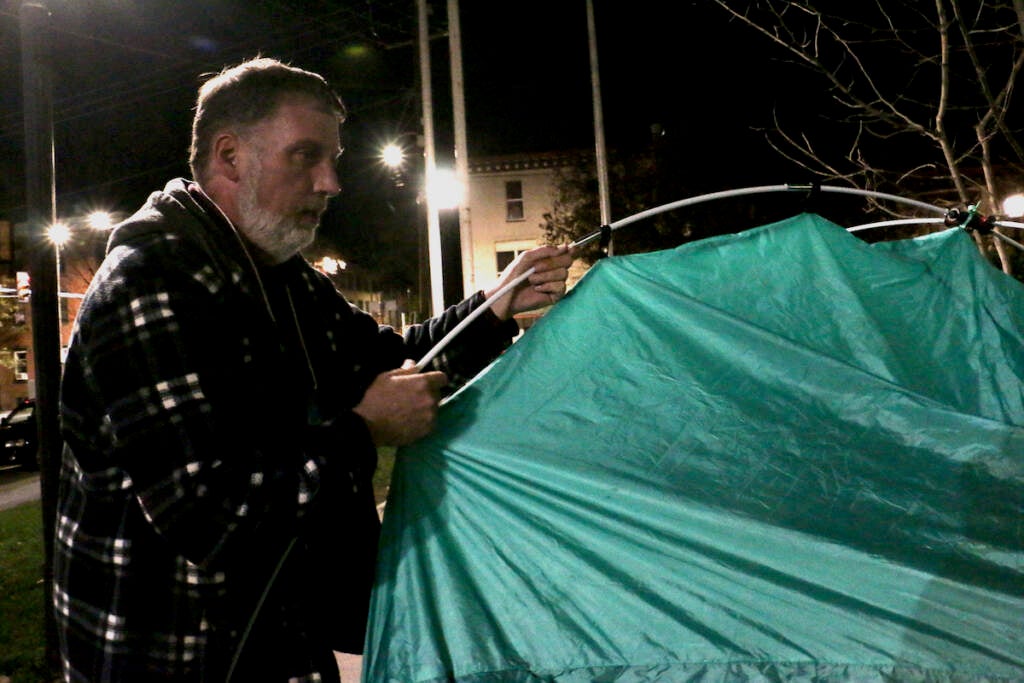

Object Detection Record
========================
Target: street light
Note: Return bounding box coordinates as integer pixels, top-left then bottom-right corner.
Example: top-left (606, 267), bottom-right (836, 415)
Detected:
top-left (378, 134), bottom-right (432, 320)
top-left (45, 212), bottom-right (114, 347)
top-left (427, 168), bottom-right (464, 211)
top-left (85, 210), bottom-right (114, 230)
top-left (45, 221), bottom-right (71, 340)
top-left (380, 134), bottom-right (425, 192)
top-left (1002, 193), bottom-right (1024, 218)
top-left (380, 133), bottom-right (424, 169)
top-left (46, 221), bottom-right (70, 246)
top-left (381, 143), bottom-right (405, 170)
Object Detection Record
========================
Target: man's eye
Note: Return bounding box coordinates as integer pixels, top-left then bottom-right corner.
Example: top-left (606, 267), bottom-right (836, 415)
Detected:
top-left (293, 149), bottom-right (321, 166)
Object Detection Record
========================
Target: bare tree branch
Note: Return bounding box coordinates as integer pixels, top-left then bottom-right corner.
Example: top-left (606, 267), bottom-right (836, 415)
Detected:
top-left (711, 0), bottom-right (1024, 273)
top-left (933, 0), bottom-right (972, 203)
top-left (951, 0), bottom-right (1024, 166)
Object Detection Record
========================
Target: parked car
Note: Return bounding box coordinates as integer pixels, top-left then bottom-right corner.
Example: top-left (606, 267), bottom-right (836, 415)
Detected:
top-left (1, 399), bottom-right (37, 471)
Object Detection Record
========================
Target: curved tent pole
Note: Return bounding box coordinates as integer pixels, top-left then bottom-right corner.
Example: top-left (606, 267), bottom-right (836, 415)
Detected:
top-left (572, 184), bottom-right (945, 249)
top-left (416, 269), bottom-right (535, 371)
top-left (415, 184), bottom-right (958, 372)
top-left (848, 217), bottom-right (948, 233)
top-left (849, 217), bottom-right (1024, 253)
top-left (991, 224), bottom-right (1024, 252)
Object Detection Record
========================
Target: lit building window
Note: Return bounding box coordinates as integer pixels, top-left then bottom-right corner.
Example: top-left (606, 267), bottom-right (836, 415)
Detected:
top-left (505, 180), bottom-right (524, 222)
top-left (13, 349), bottom-right (28, 382)
top-left (495, 239), bottom-right (537, 275)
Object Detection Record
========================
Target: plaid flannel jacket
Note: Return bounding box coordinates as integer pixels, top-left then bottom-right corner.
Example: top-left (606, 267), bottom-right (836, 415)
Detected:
top-left (53, 179), bottom-right (517, 682)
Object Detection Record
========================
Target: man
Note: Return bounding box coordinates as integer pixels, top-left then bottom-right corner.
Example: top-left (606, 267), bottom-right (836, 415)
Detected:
top-left (53, 57), bottom-right (573, 682)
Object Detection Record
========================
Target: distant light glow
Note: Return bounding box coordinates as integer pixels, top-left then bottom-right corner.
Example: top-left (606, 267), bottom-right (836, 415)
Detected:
top-left (1002, 193), bottom-right (1024, 217)
top-left (315, 256), bottom-right (347, 275)
top-left (428, 169), bottom-right (464, 210)
top-left (381, 143), bottom-right (405, 169)
top-left (47, 222), bottom-right (71, 246)
top-left (86, 211), bottom-right (114, 230)
top-left (187, 35), bottom-right (219, 52)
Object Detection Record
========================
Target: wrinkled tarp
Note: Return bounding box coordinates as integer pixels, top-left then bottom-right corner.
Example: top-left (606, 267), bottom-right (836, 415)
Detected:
top-left (364, 213), bottom-right (1024, 682)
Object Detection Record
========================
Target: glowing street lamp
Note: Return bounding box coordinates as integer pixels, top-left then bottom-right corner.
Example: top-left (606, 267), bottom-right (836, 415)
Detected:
top-left (45, 210), bottom-right (112, 340)
top-left (380, 133), bottom-right (424, 171)
top-left (46, 221), bottom-right (71, 333)
top-left (427, 168), bottom-right (464, 210)
top-left (85, 210), bottom-right (114, 230)
top-left (381, 143), bottom-right (405, 169)
top-left (1002, 193), bottom-right (1024, 218)
top-left (46, 221), bottom-right (71, 246)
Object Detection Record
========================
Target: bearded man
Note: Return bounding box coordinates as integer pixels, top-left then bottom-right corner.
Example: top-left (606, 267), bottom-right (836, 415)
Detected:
top-left (53, 57), bottom-right (573, 683)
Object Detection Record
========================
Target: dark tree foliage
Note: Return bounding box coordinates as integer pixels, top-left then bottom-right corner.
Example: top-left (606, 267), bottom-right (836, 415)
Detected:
top-left (540, 145), bottom-right (850, 266)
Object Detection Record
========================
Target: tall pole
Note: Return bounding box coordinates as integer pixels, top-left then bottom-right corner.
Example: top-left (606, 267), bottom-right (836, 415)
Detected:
top-left (417, 0), bottom-right (445, 316)
top-left (586, 0), bottom-right (613, 255)
top-left (447, 0), bottom-right (475, 297)
top-left (20, 0), bottom-right (61, 671)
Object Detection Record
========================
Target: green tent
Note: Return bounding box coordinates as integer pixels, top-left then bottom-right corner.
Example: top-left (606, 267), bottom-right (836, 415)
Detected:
top-left (364, 214), bottom-right (1024, 682)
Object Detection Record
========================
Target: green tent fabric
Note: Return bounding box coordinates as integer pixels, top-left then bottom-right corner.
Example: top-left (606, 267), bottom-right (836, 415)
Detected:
top-left (364, 213), bottom-right (1024, 682)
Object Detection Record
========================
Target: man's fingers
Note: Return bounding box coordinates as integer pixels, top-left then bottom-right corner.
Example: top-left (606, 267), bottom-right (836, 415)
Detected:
top-left (528, 267), bottom-right (569, 285)
top-left (518, 244), bottom-right (572, 271)
top-left (421, 370), bottom-right (448, 395)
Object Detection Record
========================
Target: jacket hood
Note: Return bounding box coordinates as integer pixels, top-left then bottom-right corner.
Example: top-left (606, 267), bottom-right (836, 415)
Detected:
top-left (109, 178), bottom-right (309, 276)
top-left (108, 178), bottom-right (226, 254)
top-left (107, 178), bottom-right (279, 292)
top-left (106, 178), bottom-right (318, 329)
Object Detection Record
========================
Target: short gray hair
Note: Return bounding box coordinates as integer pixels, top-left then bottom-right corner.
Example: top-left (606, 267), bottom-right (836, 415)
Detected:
top-left (188, 57), bottom-right (346, 183)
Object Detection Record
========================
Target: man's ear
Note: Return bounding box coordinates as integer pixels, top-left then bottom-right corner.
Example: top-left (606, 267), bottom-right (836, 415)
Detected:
top-left (211, 132), bottom-right (242, 182)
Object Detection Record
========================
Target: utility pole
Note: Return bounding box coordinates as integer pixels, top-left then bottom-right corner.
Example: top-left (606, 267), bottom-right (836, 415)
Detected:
top-left (586, 0), bottom-right (613, 254)
top-left (20, 0), bottom-right (62, 672)
top-left (417, 0), bottom-right (445, 317)
top-left (447, 0), bottom-right (475, 297)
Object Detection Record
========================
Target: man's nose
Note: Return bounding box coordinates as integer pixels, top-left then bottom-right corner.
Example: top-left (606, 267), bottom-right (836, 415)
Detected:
top-left (315, 162), bottom-right (341, 197)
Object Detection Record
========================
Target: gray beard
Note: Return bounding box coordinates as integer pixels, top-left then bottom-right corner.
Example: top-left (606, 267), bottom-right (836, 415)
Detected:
top-left (236, 167), bottom-right (317, 264)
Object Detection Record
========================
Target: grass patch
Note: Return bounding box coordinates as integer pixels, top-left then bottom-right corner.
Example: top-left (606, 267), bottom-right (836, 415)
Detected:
top-left (0, 452), bottom-right (397, 682)
top-left (0, 501), bottom-right (51, 682)
top-left (373, 446), bottom-right (396, 505)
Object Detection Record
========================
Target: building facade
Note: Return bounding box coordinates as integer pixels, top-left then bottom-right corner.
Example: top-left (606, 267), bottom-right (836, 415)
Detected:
top-left (0, 219), bottom-right (93, 411)
top-left (459, 151), bottom-right (582, 327)
top-left (0, 150), bottom-right (581, 407)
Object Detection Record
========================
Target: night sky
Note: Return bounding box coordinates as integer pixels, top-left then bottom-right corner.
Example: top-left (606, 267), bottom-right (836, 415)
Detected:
top-left (0, 1), bottom-right (813, 262)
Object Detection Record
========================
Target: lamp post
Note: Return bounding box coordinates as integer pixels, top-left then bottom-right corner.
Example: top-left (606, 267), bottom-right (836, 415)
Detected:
top-left (381, 134), bottom-right (429, 322)
top-left (45, 221), bottom-right (70, 346)
top-left (20, 0), bottom-right (60, 671)
top-left (416, 0), bottom-right (447, 317)
top-left (381, 135), bottom-right (465, 320)
top-left (44, 212), bottom-right (113, 357)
